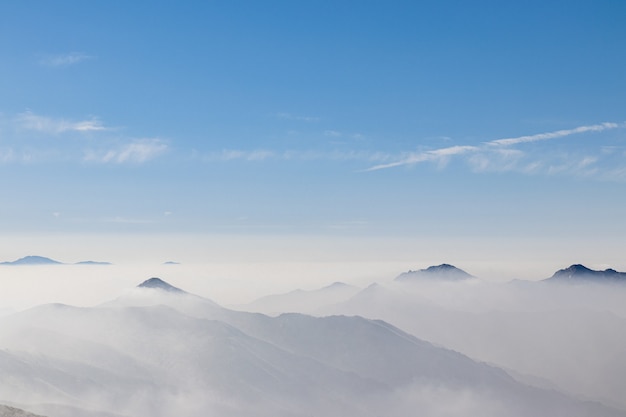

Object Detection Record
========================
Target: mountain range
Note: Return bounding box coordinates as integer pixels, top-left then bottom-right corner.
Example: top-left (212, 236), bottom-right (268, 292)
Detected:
top-left (2, 278), bottom-right (623, 417)
top-left (2, 257), bottom-right (624, 285)
top-left (0, 256), bottom-right (111, 266)
top-left (236, 263), bottom-right (626, 411)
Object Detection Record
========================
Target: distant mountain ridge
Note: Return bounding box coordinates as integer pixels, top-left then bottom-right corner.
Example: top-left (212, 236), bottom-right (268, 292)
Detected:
top-left (395, 263), bottom-right (474, 282)
top-left (1, 256), bottom-right (111, 265)
top-left (241, 281), bottom-right (360, 315)
top-left (75, 260), bottom-right (112, 265)
top-left (545, 264), bottom-right (626, 284)
top-left (0, 256), bottom-right (62, 265)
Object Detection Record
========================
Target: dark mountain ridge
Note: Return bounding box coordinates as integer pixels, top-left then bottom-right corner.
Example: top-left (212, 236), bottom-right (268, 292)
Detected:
top-left (545, 264), bottom-right (626, 284)
top-left (137, 277), bottom-right (186, 293)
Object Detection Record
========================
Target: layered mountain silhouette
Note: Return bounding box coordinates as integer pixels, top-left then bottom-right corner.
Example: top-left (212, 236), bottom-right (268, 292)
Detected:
top-left (395, 264), bottom-right (474, 282)
top-left (1, 278), bottom-right (624, 417)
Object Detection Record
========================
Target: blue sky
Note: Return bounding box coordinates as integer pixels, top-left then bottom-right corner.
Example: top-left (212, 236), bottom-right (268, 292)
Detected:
top-left (1, 1), bottom-right (625, 272)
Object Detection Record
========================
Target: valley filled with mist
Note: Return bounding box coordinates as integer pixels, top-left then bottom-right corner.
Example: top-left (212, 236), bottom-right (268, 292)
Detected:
top-left (1, 261), bottom-right (625, 417)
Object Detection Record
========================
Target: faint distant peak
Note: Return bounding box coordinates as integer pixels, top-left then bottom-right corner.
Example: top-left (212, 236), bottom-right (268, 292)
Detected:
top-left (0, 255), bottom-right (63, 265)
top-left (75, 260), bottom-right (112, 265)
top-left (395, 263), bottom-right (474, 282)
top-left (546, 264), bottom-right (626, 284)
top-left (137, 277), bottom-right (185, 293)
top-left (322, 281), bottom-right (354, 290)
top-left (163, 261), bottom-right (180, 265)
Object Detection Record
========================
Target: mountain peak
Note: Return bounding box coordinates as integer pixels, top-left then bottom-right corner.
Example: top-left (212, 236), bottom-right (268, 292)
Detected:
top-left (546, 264), bottom-right (626, 284)
top-left (561, 264), bottom-right (593, 274)
top-left (0, 255), bottom-right (63, 265)
top-left (395, 264), bottom-right (473, 282)
top-left (138, 277), bottom-right (185, 293)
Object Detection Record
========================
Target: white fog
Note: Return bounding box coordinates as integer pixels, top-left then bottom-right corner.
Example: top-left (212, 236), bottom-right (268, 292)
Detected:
top-left (1, 259), bottom-right (625, 417)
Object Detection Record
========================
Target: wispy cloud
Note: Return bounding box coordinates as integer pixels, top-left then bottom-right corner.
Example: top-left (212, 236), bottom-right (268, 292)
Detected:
top-left (365, 122), bottom-right (626, 175)
top-left (488, 122), bottom-right (621, 146)
top-left (84, 139), bottom-right (168, 164)
top-left (17, 111), bottom-right (107, 134)
top-left (466, 148), bottom-right (525, 172)
top-left (276, 112), bottom-right (320, 122)
top-left (203, 149), bottom-right (392, 163)
top-left (39, 52), bottom-right (93, 68)
top-left (219, 149), bottom-right (276, 161)
top-left (0, 148), bottom-right (16, 163)
top-left (323, 130), bottom-right (365, 140)
top-left (365, 146), bottom-right (477, 171)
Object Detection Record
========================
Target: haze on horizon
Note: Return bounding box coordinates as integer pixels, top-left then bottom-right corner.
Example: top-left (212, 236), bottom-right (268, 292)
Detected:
top-left (0, 1), bottom-right (625, 266)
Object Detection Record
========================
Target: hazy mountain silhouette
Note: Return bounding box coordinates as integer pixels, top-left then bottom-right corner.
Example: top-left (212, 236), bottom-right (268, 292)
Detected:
top-left (0, 278), bottom-right (623, 417)
top-left (395, 264), bottom-right (474, 282)
top-left (0, 256), bottom-right (62, 266)
top-left (75, 261), bottom-right (112, 265)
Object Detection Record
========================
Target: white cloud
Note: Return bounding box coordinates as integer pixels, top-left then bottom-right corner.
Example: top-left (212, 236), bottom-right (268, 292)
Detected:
top-left (17, 111), bottom-right (107, 134)
top-left (467, 149), bottom-right (525, 172)
top-left (365, 121), bottom-right (626, 175)
top-left (39, 52), bottom-right (93, 68)
top-left (0, 148), bottom-right (16, 163)
top-left (488, 122), bottom-right (621, 146)
top-left (84, 139), bottom-right (168, 164)
top-left (365, 145), bottom-right (477, 171)
top-left (545, 154), bottom-right (601, 177)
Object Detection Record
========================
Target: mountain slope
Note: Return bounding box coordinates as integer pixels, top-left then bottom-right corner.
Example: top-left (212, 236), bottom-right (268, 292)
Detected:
top-left (0, 405), bottom-right (45, 417)
top-left (327, 279), bottom-right (626, 410)
top-left (241, 281), bottom-right (360, 315)
top-left (1, 278), bottom-right (624, 417)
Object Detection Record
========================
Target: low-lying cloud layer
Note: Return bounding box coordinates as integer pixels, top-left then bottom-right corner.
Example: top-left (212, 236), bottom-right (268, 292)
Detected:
top-left (1, 267), bottom-right (625, 417)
